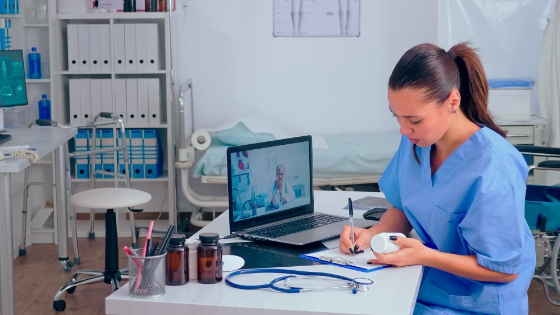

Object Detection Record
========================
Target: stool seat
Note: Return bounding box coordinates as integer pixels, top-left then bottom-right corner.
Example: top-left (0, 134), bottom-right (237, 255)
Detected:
top-left (69, 188), bottom-right (151, 209)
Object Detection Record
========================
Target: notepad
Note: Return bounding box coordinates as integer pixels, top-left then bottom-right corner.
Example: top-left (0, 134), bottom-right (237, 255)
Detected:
top-left (300, 247), bottom-right (390, 273)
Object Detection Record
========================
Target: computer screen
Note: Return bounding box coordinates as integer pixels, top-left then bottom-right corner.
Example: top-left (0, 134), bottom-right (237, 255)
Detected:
top-left (229, 139), bottom-right (312, 223)
top-left (0, 49), bottom-right (28, 107)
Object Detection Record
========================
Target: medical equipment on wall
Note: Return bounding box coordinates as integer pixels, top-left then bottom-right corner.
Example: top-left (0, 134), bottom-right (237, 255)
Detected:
top-left (225, 268), bottom-right (373, 294)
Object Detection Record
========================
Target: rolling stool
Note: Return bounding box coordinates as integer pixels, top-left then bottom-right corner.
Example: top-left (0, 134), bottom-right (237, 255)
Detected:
top-left (53, 188), bottom-right (151, 311)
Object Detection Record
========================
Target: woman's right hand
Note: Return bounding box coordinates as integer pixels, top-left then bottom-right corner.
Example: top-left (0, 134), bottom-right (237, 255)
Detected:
top-left (339, 226), bottom-right (374, 254)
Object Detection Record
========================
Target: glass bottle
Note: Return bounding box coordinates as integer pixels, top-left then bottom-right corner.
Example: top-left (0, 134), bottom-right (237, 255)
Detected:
top-left (197, 233), bottom-right (222, 284)
top-left (165, 234), bottom-right (188, 286)
top-left (158, 0), bottom-right (168, 12)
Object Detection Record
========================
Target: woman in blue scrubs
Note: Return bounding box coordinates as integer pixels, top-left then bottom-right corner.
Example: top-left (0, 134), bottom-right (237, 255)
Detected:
top-left (339, 42), bottom-right (535, 314)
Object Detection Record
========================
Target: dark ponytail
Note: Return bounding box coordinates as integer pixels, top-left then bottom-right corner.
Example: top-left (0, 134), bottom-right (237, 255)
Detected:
top-left (388, 42), bottom-right (506, 162)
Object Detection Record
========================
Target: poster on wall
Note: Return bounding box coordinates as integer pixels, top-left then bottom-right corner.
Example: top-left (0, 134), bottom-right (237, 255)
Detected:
top-left (274, 0), bottom-right (360, 37)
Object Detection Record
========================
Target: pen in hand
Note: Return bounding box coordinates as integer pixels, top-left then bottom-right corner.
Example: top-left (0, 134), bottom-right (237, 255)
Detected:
top-left (348, 198), bottom-right (356, 255)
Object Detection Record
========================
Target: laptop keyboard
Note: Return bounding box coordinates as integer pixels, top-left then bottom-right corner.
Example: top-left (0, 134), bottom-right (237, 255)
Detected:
top-left (0, 134), bottom-right (11, 145)
top-left (249, 214), bottom-right (345, 238)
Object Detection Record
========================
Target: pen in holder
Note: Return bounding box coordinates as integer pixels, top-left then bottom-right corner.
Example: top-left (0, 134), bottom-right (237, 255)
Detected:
top-left (127, 249), bottom-right (167, 298)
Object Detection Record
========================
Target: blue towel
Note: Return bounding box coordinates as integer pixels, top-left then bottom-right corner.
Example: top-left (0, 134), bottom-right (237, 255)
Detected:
top-left (488, 78), bottom-right (535, 89)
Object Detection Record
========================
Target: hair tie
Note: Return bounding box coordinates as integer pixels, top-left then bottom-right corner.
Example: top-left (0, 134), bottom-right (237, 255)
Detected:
top-left (447, 50), bottom-right (456, 60)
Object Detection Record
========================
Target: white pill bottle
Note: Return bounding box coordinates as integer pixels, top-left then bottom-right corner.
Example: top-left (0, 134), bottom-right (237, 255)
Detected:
top-left (370, 232), bottom-right (406, 254)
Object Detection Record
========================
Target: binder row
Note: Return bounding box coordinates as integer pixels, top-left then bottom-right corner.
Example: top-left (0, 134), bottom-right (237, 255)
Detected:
top-left (0, 0), bottom-right (19, 15)
top-left (0, 18), bottom-right (11, 50)
top-left (67, 23), bottom-right (159, 72)
top-left (73, 129), bottom-right (163, 179)
top-left (69, 78), bottom-right (161, 126)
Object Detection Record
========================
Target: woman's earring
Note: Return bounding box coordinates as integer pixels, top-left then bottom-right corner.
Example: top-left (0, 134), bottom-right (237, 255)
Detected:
top-left (452, 109), bottom-right (457, 114)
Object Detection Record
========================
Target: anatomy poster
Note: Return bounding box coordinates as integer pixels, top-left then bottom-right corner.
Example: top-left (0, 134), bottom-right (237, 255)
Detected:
top-left (274, 0), bottom-right (360, 37)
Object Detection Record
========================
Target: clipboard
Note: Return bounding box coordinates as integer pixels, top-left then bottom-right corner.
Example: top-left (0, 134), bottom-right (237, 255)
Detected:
top-left (300, 247), bottom-right (391, 273)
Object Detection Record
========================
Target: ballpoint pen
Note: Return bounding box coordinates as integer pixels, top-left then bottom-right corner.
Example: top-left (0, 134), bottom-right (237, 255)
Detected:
top-left (348, 198), bottom-right (355, 255)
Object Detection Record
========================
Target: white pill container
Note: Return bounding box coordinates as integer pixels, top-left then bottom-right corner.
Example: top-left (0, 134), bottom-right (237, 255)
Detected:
top-left (370, 232), bottom-right (406, 254)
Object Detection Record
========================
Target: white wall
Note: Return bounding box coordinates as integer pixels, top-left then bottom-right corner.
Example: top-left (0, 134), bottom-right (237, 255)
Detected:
top-left (170, 0), bottom-right (439, 214)
top-left (172, 0), bottom-right (438, 136)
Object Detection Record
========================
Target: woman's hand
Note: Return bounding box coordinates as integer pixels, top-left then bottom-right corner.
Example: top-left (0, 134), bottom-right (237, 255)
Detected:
top-left (368, 237), bottom-right (431, 267)
top-left (339, 226), bottom-right (374, 254)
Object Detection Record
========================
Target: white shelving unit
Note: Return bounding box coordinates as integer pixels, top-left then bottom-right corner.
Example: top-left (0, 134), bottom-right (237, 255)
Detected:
top-left (52, 10), bottom-right (176, 237)
top-left (16, 0), bottom-right (59, 245)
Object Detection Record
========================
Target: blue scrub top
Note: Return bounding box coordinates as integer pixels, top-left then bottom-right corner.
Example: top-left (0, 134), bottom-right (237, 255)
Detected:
top-left (379, 126), bottom-right (536, 315)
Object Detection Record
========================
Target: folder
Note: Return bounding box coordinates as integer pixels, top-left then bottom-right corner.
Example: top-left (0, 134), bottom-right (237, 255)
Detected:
top-left (143, 129), bottom-right (162, 178)
top-left (75, 130), bottom-right (90, 179)
top-left (146, 24), bottom-right (159, 71)
top-left (91, 129), bottom-right (102, 178)
top-left (101, 79), bottom-right (113, 120)
top-left (135, 24), bottom-right (147, 71)
top-left (130, 129), bottom-right (144, 179)
top-left (137, 79), bottom-right (149, 125)
top-left (126, 79), bottom-right (138, 125)
top-left (80, 79), bottom-right (92, 124)
top-left (147, 78), bottom-right (160, 125)
top-left (101, 129), bottom-right (115, 179)
top-left (90, 79), bottom-right (102, 120)
top-left (115, 79), bottom-right (127, 124)
top-left (114, 24), bottom-right (126, 71)
top-left (67, 24), bottom-right (79, 72)
top-left (89, 25), bottom-right (101, 72)
top-left (69, 79), bottom-right (82, 126)
top-left (99, 24), bottom-right (111, 71)
top-left (78, 25), bottom-right (90, 72)
top-left (124, 24), bottom-right (136, 71)
top-left (117, 130), bottom-right (132, 176)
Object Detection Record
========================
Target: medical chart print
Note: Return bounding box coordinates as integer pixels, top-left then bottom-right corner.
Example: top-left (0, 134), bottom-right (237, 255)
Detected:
top-left (274, 0), bottom-right (360, 37)
top-left (230, 142), bottom-right (311, 223)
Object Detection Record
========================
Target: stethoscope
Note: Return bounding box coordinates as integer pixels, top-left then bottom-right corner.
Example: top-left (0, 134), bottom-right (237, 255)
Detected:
top-left (225, 268), bottom-right (373, 294)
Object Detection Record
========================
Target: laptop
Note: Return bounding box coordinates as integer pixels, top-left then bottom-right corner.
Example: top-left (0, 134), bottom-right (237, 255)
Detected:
top-left (227, 135), bottom-right (372, 246)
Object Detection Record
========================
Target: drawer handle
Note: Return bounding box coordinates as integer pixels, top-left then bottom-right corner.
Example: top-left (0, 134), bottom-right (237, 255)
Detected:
top-left (507, 134), bottom-right (531, 138)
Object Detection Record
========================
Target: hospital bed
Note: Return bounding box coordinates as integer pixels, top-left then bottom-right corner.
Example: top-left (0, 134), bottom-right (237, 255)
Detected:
top-left (175, 80), bottom-right (400, 213)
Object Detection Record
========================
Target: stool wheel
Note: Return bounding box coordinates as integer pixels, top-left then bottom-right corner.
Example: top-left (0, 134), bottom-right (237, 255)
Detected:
top-left (53, 300), bottom-right (66, 311)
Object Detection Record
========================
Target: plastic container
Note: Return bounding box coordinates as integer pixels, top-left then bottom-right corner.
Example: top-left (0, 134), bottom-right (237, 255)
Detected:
top-left (127, 249), bottom-right (166, 298)
top-left (38, 94), bottom-right (51, 120)
top-left (197, 233), bottom-right (222, 284)
top-left (28, 47), bottom-right (42, 79)
top-left (185, 239), bottom-right (199, 281)
top-left (165, 234), bottom-right (188, 286)
top-left (370, 232), bottom-right (406, 254)
top-left (3, 105), bottom-right (29, 128)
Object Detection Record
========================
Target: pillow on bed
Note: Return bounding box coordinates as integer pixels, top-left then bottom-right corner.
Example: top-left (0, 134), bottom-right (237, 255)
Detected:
top-left (213, 122), bottom-right (275, 146)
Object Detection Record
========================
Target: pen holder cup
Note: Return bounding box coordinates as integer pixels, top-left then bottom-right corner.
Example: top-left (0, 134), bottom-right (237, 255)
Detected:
top-left (127, 250), bottom-right (167, 298)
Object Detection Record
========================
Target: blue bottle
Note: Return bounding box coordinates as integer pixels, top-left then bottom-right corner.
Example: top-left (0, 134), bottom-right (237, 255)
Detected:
top-left (38, 94), bottom-right (51, 120)
top-left (28, 47), bottom-right (42, 79)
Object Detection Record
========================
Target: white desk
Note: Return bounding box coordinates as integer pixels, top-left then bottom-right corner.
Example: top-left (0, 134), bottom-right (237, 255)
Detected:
top-left (106, 190), bottom-right (423, 315)
top-left (0, 127), bottom-right (77, 315)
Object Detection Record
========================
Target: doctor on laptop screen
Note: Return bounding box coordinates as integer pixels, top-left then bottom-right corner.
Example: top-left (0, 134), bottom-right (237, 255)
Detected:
top-left (230, 142), bottom-right (311, 223)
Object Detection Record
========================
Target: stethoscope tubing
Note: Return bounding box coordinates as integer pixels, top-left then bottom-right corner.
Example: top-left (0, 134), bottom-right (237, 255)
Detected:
top-left (225, 268), bottom-right (373, 294)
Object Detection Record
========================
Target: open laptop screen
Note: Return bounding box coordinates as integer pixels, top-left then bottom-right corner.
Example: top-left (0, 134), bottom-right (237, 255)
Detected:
top-left (227, 136), bottom-right (313, 228)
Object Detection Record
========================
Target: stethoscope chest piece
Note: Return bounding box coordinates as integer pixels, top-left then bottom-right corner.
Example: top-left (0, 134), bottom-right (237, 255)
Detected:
top-left (351, 278), bottom-right (374, 294)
